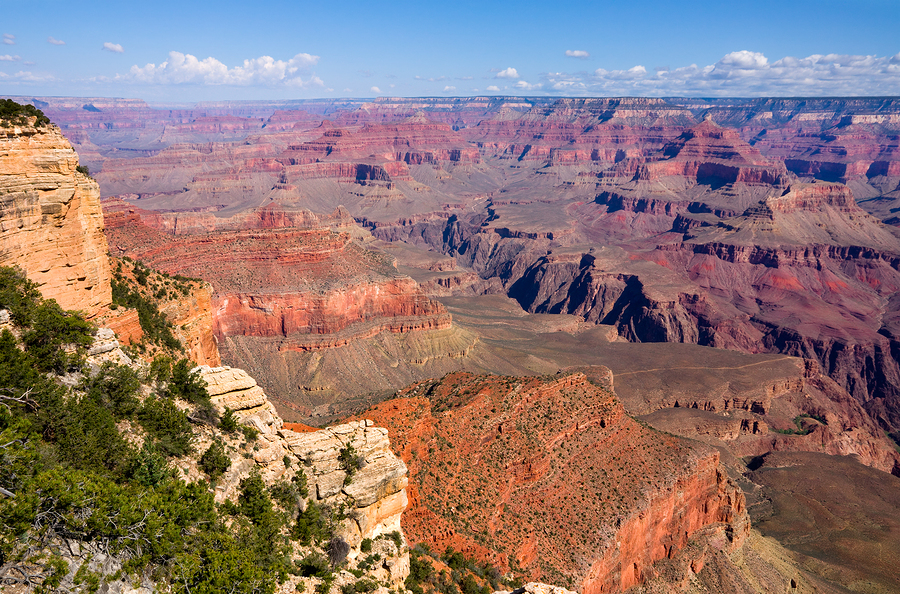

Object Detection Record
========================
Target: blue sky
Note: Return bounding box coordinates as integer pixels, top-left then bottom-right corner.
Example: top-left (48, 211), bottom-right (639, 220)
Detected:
top-left (2, 0), bottom-right (899, 102)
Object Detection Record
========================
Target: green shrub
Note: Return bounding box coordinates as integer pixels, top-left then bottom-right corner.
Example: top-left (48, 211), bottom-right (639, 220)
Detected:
top-left (382, 530), bottom-right (403, 550)
top-left (138, 396), bottom-right (193, 457)
top-left (220, 406), bottom-right (239, 433)
top-left (235, 473), bottom-right (291, 579)
top-left (111, 274), bottom-right (181, 352)
top-left (127, 441), bottom-right (170, 487)
top-left (270, 479), bottom-right (303, 512)
top-left (199, 440), bottom-right (230, 482)
top-left (339, 444), bottom-right (364, 485)
top-left (54, 392), bottom-right (134, 475)
top-left (149, 355), bottom-right (173, 385)
top-left (22, 299), bottom-right (93, 374)
top-left (81, 362), bottom-right (141, 418)
top-left (294, 499), bottom-right (326, 545)
top-left (0, 99), bottom-right (50, 127)
top-left (315, 575), bottom-right (334, 594)
top-left (0, 266), bottom-right (43, 326)
top-left (238, 473), bottom-right (275, 526)
top-left (297, 552), bottom-right (331, 578)
top-left (167, 359), bottom-right (209, 404)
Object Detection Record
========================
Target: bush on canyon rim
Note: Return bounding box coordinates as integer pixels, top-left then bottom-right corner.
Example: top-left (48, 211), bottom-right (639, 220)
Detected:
top-left (0, 98), bottom-right (50, 127)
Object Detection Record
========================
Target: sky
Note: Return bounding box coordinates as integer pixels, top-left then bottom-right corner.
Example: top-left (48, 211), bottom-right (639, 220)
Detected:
top-left (2, 0), bottom-right (899, 103)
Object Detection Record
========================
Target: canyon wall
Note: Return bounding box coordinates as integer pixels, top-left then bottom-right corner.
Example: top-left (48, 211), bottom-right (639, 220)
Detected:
top-left (0, 120), bottom-right (111, 317)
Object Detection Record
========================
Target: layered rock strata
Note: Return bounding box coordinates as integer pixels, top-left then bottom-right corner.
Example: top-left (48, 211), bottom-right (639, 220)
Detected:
top-left (0, 120), bottom-right (111, 317)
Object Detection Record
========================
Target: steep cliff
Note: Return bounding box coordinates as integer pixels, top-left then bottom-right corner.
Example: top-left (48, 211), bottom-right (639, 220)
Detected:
top-left (103, 199), bottom-right (482, 417)
top-left (0, 118), bottom-right (111, 317)
top-left (358, 371), bottom-right (749, 592)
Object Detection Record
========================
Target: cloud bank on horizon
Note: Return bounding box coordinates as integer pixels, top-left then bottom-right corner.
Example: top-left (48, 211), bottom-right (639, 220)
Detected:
top-left (2, 46), bottom-right (900, 99)
top-left (108, 49), bottom-right (900, 97)
top-left (540, 50), bottom-right (900, 97)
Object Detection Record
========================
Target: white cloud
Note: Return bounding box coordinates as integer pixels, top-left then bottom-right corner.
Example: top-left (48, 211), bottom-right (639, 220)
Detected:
top-left (370, 86), bottom-right (381, 93)
top-left (125, 51), bottom-right (322, 88)
top-left (103, 42), bottom-right (124, 53)
top-left (443, 85), bottom-right (456, 92)
top-left (515, 80), bottom-right (543, 91)
top-left (594, 65), bottom-right (647, 80)
top-left (495, 67), bottom-right (519, 79)
top-left (3, 34), bottom-right (14, 45)
top-left (5, 70), bottom-right (55, 82)
top-left (566, 50), bottom-right (590, 59)
top-left (47, 36), bottom-right (65, 45)
top-left (486, 85), bottom-right (500, 92)
top-left (0, 54), bottom-right (20, 62)
top-left (546, 51), bottom-right (900, 96)
top-left (718, 50), bottom-right (767, 69)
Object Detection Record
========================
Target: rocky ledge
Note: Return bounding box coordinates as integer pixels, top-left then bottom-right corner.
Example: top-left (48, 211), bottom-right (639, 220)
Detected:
top-left (197, 365), bottom-right (409, 572)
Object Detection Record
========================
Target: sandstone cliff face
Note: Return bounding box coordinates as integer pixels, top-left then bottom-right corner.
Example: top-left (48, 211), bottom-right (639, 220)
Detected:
top-left (0, 121), bottom-right (111, 317)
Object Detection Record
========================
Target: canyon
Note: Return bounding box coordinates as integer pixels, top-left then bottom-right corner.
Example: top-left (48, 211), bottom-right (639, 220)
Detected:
top-left (5, 95), bottom-right (900, 592)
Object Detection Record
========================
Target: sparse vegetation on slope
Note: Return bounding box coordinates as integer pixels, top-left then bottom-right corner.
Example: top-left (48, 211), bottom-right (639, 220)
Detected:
top-left (0, 266), bottom-right (404, 593)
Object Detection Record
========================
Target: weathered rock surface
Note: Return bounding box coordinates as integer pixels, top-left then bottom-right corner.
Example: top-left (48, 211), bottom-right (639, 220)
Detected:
top-left (359, 372), bottom-right (749, 593)
top-left (161, 280), bottom-right (221, 366)
top-left (0, 121), bottom-right (111, 317)
top-left (197, 365), bottom-right (409, 555)
top-left (283, 420), bottom-right (409, 547)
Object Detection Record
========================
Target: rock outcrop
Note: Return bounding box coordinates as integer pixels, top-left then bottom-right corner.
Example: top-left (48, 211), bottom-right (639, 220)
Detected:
top-left (0, 120), bottom-right (111, 317)
top-left (359, 371), bottom-right (749, 592)
top-left (199, 365), bottom-right (409, 565)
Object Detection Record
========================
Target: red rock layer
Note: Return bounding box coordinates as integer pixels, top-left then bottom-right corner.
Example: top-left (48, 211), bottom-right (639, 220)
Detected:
top-left (604, 120), bottom-right (789, 186)
top-left (358, 372), bottom-right (748, 592)
top-left (283, 117), bottom-right (474, 160)
top-left (164, 281), bottom-right (221, 366)
top-left (103, 202), bottom-right (450, 353)
top-left (214, 280), bottom-right (450, 348)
